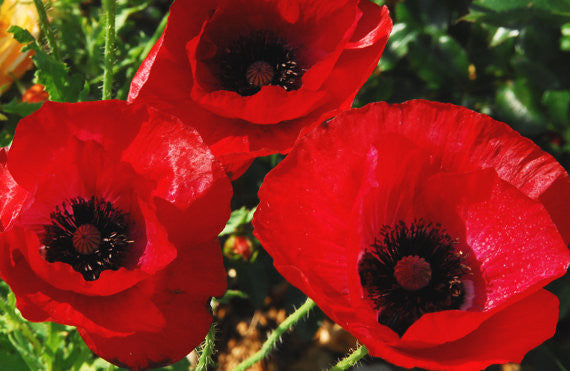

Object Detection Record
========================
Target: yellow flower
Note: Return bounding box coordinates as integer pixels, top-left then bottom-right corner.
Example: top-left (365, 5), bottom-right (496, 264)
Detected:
top-left (0, 0), bottom-right (39, 95)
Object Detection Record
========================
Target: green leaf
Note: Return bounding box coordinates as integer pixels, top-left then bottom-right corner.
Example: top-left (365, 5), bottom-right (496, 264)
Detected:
top-left (0, 99), bottom-right (43, 117)
top-left (8, 26), bottom-right (87, 103)
top-left (496, 79), bottom-right (545, 135)
top-left (561, 22), bottom-right (570, 50)
top-left (542, 90), bottom-right (570, 126)
top-left (219, 207), bottom-right (256, 236)
top-left (474, 0), bottom-right (570, 13)
top-left (489, 27), bottom-right (520, 47)
top-left (0, 339), bottom-right (28, 371)
top-left (6, 333), bottom-right (41, 371)
top-left (408, 33), bottom-right (469, 89)
top-left (381, 23), bottom-right (419, 71)
top-left (466, 0), bottom-right (570, 26)
top-left (7, 26), bottom-right (35, 44)
top-left (0, 100), bottom-right (42, 148)
top-left (115, 0), bottom-right (153, 32)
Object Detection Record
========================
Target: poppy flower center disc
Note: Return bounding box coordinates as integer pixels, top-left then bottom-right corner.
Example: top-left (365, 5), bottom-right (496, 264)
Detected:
top-left (393, 255), bottom-right (432, 291)
top-left (214, 30), bottom-right (303, 96)
top-left (246, 61), bottom-right (274, 87)
top-left (72, 224), bottom-right (102, 255)
top-left (358, 219), bottom-right (470, 335)
top-left (42, 197), bottom-right (133, 281)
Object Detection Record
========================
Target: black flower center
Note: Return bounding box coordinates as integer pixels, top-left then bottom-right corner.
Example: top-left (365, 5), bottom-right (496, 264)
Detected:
top-left (358, 219), bottom-right (470, 336)
top-left (41, 197), bottom-right (133, 281)
top-left (214, 30), bottom-right (304, 96)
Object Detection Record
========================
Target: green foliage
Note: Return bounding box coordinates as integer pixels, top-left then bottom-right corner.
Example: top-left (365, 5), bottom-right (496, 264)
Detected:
top-left (45, 0), bottom-right (167, 100)
top-left (9, 25), bottom-right (87, 102)
top-left (1, 99), bottom-right (43, 117)
top-left (219, 207), bottom-right (256, 237)
top-left (466, 0), bottom-right (570, 26)
top-left (561, 22), bottom-right (570, 50)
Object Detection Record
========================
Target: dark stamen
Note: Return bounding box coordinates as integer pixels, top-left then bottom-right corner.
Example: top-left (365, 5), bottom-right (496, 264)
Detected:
top-left (214, 30), bottom-right (304, 96)
top-left (358, 219), bottom-right (470, 335)
top-left (42, 197), bottom-right (133, 281)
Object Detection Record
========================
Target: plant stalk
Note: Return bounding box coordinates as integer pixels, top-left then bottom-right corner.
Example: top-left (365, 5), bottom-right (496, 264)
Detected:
top-left (32, 0), bottom-right (62, 62)
top-left (102, 0), bottom-right (116, 100)
top-left (195, 324), bottom-right (217, 371)
top-left (234, 298), bottom-right (316, 371)
top-left (330, 345), bottom-right (369, 371)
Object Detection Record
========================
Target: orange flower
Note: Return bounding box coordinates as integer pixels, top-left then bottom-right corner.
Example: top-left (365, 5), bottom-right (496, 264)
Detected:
top-left (22, 83), bottom-right (48, 102)
top-left (0, 0), bottom-right (39, 95)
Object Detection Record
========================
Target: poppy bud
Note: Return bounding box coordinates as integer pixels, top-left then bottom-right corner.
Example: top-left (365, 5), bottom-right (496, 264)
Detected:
top-left (224, 235), bottom-right (256, 261)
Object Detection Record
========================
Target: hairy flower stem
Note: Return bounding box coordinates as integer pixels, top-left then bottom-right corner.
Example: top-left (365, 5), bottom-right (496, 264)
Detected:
top-left (32, 0), bottom-right (62, 62)
top-left (330, 345), bottom-right (369, 371)
top-left (234, 298), bottom-right (316, 371)
top-left (102, 0), bottom-right (116, 100)
top-left (195, 324), bottom-right (216, 371)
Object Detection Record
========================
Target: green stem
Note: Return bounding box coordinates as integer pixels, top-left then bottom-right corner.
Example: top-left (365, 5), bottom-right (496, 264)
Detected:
top-left (139, 11), bottom-right (169, 64)
top-left (330, 345), bottom-right (368, 371)
top-left (7, 333), bottom-right (42, 371)
top-left (234, 298), bottom-right (316, 371)
top-left (0, 296), bottom-right (42, 357)
top-left (102, 0), bottom-right (116, 100)
top-left (195, 324), bottom-right (216, 371)
top-left (32, 0), bottom-right (62, 62)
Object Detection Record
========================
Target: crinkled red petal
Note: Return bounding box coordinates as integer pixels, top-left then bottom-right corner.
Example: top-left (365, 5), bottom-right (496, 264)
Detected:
top-left (378, 100), bottom-right (570, 243)
top-left (0, 149), bottom-right (29, 232)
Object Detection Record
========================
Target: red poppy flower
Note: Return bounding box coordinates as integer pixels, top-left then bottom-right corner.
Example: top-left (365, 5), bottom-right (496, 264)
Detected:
top-left (0, 100), bottom-right (232, 369)
top-left (254, 100), bottom-right (570, 370)
top-left (128, 0), bottom-right (392, 178)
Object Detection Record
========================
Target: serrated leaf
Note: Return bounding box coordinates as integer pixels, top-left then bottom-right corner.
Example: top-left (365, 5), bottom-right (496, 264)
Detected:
top-left (8, 26), bottom-right (86, 103)
top-left (7, 26), bottom-right (35, 44)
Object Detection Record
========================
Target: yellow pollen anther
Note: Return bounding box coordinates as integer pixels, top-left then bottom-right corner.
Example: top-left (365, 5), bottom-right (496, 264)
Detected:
top-left (246, 61), bottom-right (274, 87)
top-left (72, 224), bottom-right (101, 255)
